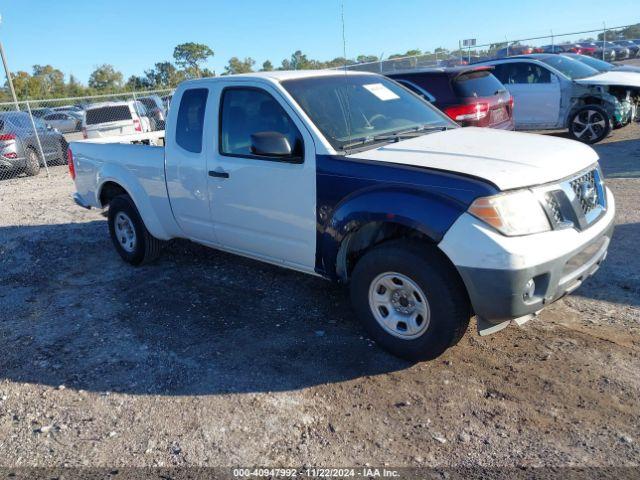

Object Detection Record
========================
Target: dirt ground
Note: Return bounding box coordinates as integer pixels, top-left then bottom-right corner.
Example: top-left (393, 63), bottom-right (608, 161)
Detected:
top-left (0, 123), bottom-right (638, 470)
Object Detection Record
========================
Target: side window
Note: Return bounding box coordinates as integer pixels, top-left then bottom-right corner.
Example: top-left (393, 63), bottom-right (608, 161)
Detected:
top-left (508, 63), bottom-right (551, 84)
top-left (175, 88), bottom-right (208, 153)
top-left (395, 79), bottom-right (436, 102)
top-left (219, 87), bottom-right (303, 159)
top-left (491, 64), bottom-right (509, 84)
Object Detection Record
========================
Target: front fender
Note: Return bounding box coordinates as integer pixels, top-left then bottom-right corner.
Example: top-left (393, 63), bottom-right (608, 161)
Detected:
top-left (317, 185), bottom-right (467, 279)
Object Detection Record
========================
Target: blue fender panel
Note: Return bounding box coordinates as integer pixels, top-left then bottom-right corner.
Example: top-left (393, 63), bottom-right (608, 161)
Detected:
top-left (315, 154), bottom-right (498, 279)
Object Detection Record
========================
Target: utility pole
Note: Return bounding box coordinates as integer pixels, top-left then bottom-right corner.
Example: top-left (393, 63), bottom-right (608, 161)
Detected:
top-left (0, 14), bottom-right (20, 110)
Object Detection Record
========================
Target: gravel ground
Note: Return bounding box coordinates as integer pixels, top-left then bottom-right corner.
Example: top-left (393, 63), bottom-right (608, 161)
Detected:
top-left (0, 123), bottom-right (639, 469)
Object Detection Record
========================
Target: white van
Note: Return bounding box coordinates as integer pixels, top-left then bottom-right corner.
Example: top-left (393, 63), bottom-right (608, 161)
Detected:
top-left (82, 101), bottom-right (151, 139)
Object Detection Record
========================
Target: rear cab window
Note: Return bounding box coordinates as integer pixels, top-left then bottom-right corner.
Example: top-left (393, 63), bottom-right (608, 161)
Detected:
top-left (175, 88), bottom-right (208, 153)
top-left (86, 106), bottom-right (132, 125)
top-left (452, 70), bottom-right (506, 98)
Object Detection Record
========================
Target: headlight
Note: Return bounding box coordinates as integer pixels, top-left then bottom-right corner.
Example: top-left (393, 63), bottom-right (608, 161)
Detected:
top-left (468, 190), bottom-right (551, 236)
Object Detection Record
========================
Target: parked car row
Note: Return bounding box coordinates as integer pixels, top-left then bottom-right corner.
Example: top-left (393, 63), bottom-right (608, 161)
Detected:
top-left (0, 111), bottom-right (68, 176)
top-left (24, 94), bottom-right (170, 140)
top-left (387, 53), bottom-right (640, 144)
top-left (493, 39), bottom-right (640, 61)
top-left (81, 95), bottom-right (168, 140)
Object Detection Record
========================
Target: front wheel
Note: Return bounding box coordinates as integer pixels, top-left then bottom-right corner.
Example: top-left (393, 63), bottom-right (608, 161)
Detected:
top-left (107, 194), bottom-right (163, 265)
top-left (350, 240), bottom-right (470, 361)
top-left (568, 105), bottom-right (611, 144)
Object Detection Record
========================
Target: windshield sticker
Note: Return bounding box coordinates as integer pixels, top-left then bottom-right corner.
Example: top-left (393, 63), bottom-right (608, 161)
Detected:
top-left (363, 83), bottom-right (400, 101)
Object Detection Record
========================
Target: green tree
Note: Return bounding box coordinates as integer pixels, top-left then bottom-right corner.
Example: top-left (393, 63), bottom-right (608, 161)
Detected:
top-left (356, 55), bottom-right (378, 63)
top-left (88, 64), bottom-right (123, 91)
top-left (323, 57), bottom-right (355, 68)
top-left (66, 74), bottom-right (86, 96)
top-left (32, 65), bottom-right (65, 96)
top-left (598, 23), bottom-right (640, 40)
top-left (145, 61), bottom-right (185, 87)
top-left (281, 50), bottom-right (321, 70)
top-left (223, 57), bottom-right (255, 75)
top-left (173, 42), bottom-right (214, 78)
top-left (260, 60), bottom-right (274, 71)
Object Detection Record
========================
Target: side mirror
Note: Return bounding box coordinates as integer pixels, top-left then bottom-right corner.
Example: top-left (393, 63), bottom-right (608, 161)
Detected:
top-left (250, 131), bottom-right (293, 157)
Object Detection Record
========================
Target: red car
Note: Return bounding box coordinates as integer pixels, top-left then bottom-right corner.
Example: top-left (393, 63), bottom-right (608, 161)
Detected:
top-left (388, 66), bottom-right (515, 130)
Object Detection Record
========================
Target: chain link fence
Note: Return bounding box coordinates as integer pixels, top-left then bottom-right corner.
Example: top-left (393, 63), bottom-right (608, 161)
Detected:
top-left (0, 89), bottom-right (173, 182)
top-left (341, 23), bottom-right (640, 74)
top-left (1, 23), bottom-right (639, 182)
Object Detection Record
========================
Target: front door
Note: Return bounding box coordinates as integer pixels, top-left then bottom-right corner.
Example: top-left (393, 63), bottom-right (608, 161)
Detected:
top-left (493, 62), bottom-right (561, 128)
top-left (207, 83), bottom-right (317, 272)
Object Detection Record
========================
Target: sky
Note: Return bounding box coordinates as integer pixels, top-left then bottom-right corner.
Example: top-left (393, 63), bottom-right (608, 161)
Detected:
top-left (0, 0), bottom-right (638, 84)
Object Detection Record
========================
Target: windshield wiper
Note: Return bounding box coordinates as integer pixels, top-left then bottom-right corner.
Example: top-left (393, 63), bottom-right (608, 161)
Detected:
top-left (342, 125), bottom-right (451, 149)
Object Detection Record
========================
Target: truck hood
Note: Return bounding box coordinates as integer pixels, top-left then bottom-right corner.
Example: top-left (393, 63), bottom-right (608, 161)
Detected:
top-left (348, 127), bottom-right (599, 190)
top-left (575, 71), bottom-right (640, 88)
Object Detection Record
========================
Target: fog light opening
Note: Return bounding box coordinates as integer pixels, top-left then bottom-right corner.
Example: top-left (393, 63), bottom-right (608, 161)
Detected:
top-left (523, 279), bottom-right (536, 301)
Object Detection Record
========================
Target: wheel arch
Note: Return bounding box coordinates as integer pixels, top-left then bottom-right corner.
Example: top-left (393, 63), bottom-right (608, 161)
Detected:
top-left (96, 176), bottom-right (174, 241)
top-left (319, 188), bottom-right (468, 281)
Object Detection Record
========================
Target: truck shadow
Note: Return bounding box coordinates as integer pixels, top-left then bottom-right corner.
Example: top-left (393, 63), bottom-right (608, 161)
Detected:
top-left (0, 220), bottom-right (637, 396)
top-left (0, 221), bottom-right (408, 396)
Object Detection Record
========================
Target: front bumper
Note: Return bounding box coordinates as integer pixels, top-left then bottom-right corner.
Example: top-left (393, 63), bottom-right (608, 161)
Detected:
top-left (439, 187), bottom-right (615, 324)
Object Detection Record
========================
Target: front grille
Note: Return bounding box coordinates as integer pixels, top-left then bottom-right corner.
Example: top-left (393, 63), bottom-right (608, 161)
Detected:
top-left (545, 194), bottom-right (563, 225)
top-left (536, 167), bottom-right (606, 232)
top-left (570, 170), bottom-right (599, 215)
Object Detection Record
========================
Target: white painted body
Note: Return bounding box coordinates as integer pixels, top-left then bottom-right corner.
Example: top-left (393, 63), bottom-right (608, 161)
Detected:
top-left (440, 187), bottom-right (615, 271)
top-left (70, 71), bottom-right (614, 291)
top-left (576, 71), bottom-right (640, 88)
top-left (507, 75), bottom-right (561, 127)
top-left (83, 100), bottom-right (152, 140)
top-left (350, 127), bottom-right (599, 191)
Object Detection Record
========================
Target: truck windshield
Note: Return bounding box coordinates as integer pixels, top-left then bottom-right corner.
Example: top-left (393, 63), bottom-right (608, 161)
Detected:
top-left (539, 56), bottom-right (599, 80)
top-left (281, 74), bottom-right (455, 151)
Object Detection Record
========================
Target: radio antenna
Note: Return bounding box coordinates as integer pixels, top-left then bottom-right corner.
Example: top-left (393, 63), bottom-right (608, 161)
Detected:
top-left (340, 0), bottom-right (353, 154)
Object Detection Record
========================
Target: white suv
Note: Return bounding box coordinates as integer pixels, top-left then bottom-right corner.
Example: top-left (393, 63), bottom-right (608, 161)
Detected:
top-left (82, 100), bottom-right (151, 139)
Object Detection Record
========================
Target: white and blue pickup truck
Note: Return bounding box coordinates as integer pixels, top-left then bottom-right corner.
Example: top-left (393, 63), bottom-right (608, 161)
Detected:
top-left (69, 70), bottom-right (615, 360)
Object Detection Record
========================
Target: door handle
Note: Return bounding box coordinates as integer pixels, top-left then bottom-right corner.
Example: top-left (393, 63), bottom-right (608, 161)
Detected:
top-left (208, 170), bottom-right (230, 179)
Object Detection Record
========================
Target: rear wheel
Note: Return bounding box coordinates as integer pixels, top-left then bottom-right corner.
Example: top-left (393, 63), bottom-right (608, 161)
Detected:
top-left (108, 194), bottom-right (163, 265)
top-left (24, 148), bottom-right (41, 176)
top-left (350, 240), bottom-right (470, 361)
top-left (568, 105), bottom-right (611, 144)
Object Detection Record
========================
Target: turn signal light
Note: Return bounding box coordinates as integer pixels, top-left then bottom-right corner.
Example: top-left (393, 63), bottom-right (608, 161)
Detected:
top-left (68, 148), bottom-right (76, 180)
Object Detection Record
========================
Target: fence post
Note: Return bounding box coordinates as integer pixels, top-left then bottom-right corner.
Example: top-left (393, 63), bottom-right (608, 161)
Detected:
top-left (0, 40), bottom-right (20, 111)
top-left (24, 101), bottom-right (50, 176)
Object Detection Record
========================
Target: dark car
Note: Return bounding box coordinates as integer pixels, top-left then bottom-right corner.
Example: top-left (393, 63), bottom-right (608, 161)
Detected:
top-left (494, 45), bottom-right (534, 58)
top-left (595, 41), bottom-right (630, 60)
top-left (0, 112), bottom-right (68, 176)
top-left (612, 40), bottom-right (640, 58)
top-left (387, 66), bottom-right (514, 129)
top-left (577, 43), bottom-right (617, 62)
top-left (560, 53), bottom-right (640, 73)
top-left (540, 43), bottom-right (596, 56)
top-left (137, 95), bottom-right (166, 130)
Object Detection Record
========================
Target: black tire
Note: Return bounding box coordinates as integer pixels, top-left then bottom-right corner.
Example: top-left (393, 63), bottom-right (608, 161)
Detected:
top-left (350, 240), bottom-right (470, 361)
top-left (567, 105), bottom-right (611, 144)
top-left (24, 147), bottom-right (41, 176)
top-left (107, 194), bottom-right (163, 265)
